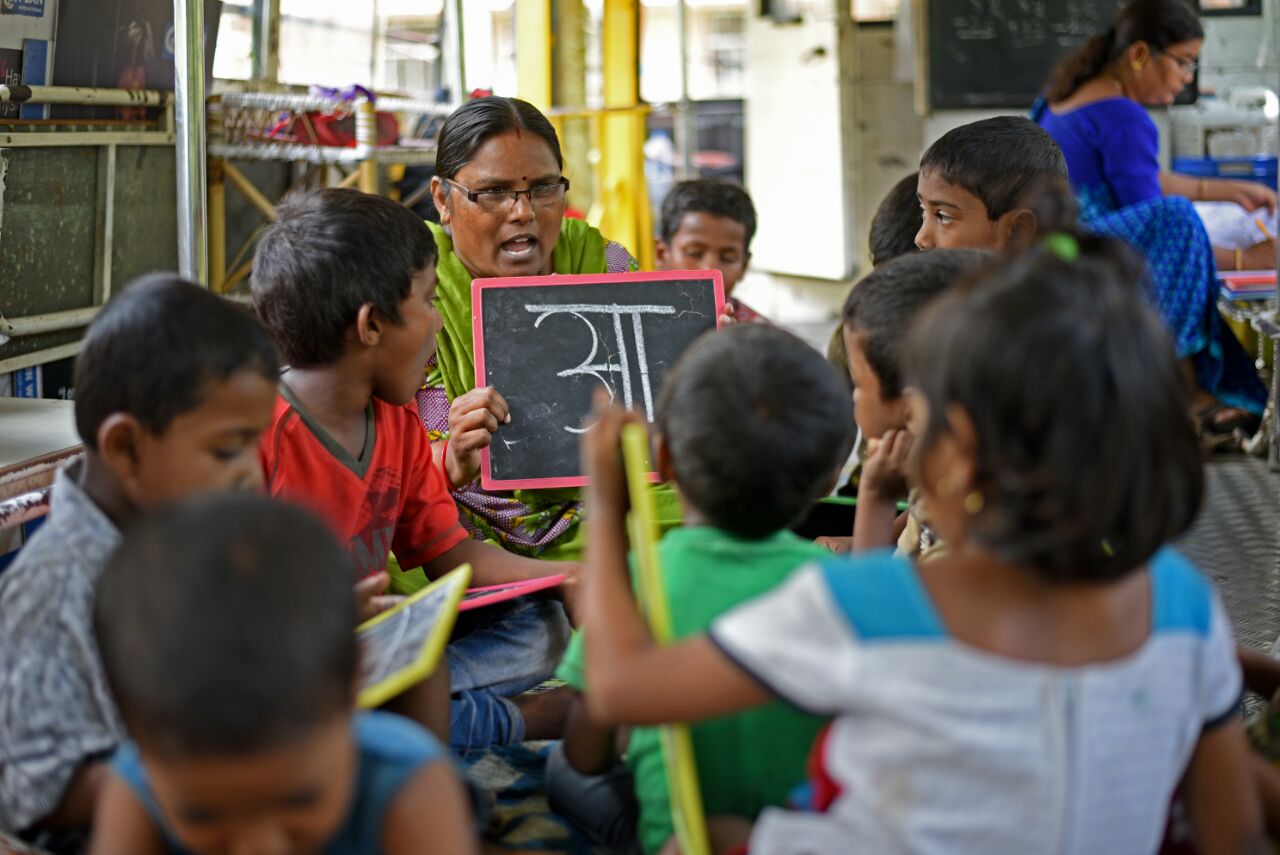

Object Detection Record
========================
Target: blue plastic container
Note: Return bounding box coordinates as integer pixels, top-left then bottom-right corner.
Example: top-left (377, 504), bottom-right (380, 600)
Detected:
top-left (1172, 155), bottom-right (1279, 189)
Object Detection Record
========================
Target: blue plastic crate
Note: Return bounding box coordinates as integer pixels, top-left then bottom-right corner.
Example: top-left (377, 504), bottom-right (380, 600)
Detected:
top-left (1172, 155), bottom-right (1278, 188)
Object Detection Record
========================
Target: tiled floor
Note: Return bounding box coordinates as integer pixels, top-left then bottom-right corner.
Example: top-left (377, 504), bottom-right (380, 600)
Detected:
top-left (1176, 456), bottom-right (1280, 655)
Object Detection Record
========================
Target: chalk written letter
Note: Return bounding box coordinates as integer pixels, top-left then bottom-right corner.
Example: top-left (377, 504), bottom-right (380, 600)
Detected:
top-left (473, 271), bottom-right (724, 490)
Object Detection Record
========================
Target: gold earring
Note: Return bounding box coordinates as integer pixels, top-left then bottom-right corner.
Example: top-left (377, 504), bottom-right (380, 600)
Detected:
top-left (963, 491), bottom-right (985, 515)
top-left (1131, 59), bottom-right (1144, 72)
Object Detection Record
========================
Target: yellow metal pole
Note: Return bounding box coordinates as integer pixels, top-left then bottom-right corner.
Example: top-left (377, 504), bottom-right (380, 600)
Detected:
top-left (357, 99), bottom-right (379, 194)
top-left (208, 157), bottom-right (227, 292)
top-left (516, 0), bottom-right (553, 110)
top-left (223, 160), bottom-right (278, 220)
top-left (601, 0), bottom-right (650, 269)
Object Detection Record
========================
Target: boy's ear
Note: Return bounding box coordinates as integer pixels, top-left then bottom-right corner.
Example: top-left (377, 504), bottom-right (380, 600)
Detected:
top-left (97, 413), bottom-right (146, 483)
top-left (430, 176), bottom-right (450, 227)
top-left (655, 432), bottom-right (678, 484)
top-left (355, 303), bottom-right (382, 347)
top-left (653, 238), bottom-right (670, 270)
top-left (996, 208), bottom-right (1038, 252)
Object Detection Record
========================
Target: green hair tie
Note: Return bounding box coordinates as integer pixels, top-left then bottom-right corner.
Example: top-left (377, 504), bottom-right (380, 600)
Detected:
top-left (1042, 231), bottom-right (1080, 262)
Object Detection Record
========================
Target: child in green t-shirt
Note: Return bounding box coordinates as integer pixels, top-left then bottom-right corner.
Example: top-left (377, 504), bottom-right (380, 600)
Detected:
top-left (547, 324), bottom-right (856, 854)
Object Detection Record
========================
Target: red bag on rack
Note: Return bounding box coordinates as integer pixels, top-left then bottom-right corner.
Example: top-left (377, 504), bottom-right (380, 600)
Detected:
top-left (281, 110), bottom-right (400, 148)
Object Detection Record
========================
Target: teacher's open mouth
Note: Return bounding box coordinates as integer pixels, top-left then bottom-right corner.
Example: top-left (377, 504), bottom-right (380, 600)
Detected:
top-left (501, 235), bottom-right (540, 261)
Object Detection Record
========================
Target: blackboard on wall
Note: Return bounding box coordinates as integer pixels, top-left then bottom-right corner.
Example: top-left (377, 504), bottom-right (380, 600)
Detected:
top-left (926, 0), bottom-right (1198, 109)
top-left (473, 271), bottom-right (725, 490)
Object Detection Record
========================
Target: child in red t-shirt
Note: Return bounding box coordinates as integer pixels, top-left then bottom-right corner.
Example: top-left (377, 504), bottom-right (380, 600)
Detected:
top-left (252, 188), bottom-right (573, 753)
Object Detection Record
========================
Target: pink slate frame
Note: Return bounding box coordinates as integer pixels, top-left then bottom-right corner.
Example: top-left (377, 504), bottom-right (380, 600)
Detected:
top-left (472, 269), bottom-right (725, 491)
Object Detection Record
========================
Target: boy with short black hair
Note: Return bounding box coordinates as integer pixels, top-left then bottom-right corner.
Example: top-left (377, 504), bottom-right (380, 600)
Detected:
top-left (828, 171), bottom-right (929, 389)
top-left (0, 275), bottom-right (280, 840)
top-left (915, 117), bottom-right (1068, 252)
top-left (655, 180), bottom-right (764, 322)
top-left (252, 187), bottom-right (572, 753)
top-left (869, 171), bottom-right (923, 267)
top-left (89, 494), bottom-right (477, 855)
top-left (547, 324), bottom-right (855, 855)
top-left (821, 249), bottom-right (991, 556)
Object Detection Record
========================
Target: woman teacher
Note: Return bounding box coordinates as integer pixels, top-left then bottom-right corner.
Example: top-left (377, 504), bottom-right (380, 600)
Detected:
top-left (419, 96), bottom-right (684, 561)
top-left (1034, 0), bottom-right (1275, 436)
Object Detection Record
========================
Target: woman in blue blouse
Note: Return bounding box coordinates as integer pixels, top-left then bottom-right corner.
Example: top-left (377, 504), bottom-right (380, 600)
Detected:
top-left (1034, 0), bottom-right (1276, 431)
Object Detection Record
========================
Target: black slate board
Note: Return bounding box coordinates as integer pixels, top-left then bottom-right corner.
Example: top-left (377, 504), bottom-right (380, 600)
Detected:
top-left (473, 271), bottom-right (724, 489)
top-left (927, 0), bottom-right (1197, 109)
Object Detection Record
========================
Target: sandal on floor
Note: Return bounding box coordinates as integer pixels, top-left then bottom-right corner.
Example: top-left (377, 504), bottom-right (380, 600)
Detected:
top-left (1194, 402), bottom-right (1262, 437)
top-left (1201, 430), bottom-right (1246, 455)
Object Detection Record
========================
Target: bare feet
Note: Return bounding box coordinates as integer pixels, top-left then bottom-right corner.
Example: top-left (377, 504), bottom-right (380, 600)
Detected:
top-left (515, 684), bottom-right (575, 741)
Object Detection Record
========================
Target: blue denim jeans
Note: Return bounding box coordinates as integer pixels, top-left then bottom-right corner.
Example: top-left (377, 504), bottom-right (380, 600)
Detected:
top-left (446, 596), bottom-right (570, 753)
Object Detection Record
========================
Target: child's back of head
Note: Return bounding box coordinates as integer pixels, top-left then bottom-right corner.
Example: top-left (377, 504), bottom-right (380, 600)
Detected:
top-left (869, 172), bottom-right (923, 266)
top-left (1022, 177), bottom-right (1150, 285)
top-left (95, 494), bottom-right (365, 851)
top-left (74, 274), bottom-right (280, 504)
top-left (905, 238), bottom-right (1202, 580)
top-left (251, 187), bottom-right (438, 368)
top-left (96, 494), bottom-right (357, 760)
top-left (656, 325), bottom-right (854, 539)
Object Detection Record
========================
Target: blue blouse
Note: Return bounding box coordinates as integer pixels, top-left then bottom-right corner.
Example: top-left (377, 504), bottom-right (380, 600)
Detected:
top-left (1036, 98), bottom-right (1163, 221)
top-left (111, 711), bottom-right (445, 854)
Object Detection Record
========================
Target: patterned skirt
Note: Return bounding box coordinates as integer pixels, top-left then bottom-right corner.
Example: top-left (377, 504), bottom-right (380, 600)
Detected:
top-left (1081, 189), bottom-right (1267, 415)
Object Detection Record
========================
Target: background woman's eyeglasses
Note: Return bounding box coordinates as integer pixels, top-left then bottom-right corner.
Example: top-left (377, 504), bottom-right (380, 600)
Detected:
top-left (1161, 51), bottom-right (1199, 74)
top-left (445, 178), bottom-right (570, 213)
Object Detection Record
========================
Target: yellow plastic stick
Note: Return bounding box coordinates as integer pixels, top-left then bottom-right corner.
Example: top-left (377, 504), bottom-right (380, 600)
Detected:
top-left (621, 422), bottom-right (712, 855)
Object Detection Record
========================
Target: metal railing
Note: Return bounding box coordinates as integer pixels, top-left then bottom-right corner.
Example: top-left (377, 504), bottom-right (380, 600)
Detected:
top-left (0, 85), bottom-right (173, 374)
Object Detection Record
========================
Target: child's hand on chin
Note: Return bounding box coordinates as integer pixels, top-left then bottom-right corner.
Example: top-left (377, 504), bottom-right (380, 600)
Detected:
top-left (862, 429), bottom-right (913, 501)
top-left (581, 388), bottom-right (639, 514)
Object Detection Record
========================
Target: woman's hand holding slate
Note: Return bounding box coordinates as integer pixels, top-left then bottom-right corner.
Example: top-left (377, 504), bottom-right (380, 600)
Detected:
top-left (445, 386), bottom-right (511, 488)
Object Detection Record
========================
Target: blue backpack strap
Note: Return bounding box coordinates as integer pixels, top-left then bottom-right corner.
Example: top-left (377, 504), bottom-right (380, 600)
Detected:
top-left (818, 550), bottom-right (946, 643)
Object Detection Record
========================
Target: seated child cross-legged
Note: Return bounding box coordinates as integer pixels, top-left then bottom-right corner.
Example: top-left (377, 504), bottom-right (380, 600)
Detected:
top-left (654, 180), bottom-right (764, 323)
top-left (818, 249), bottom-right (990, 556)
top-left (251, 188), bottom-right (574, 753)
top-left (0, 276), bottom-right (280, 843)
top-left (579, 246), bottom-right (1263, 854)
top-left (88, 494), bottom-right (478, 855)
top-left (549, 324), bottom-right (856, 855)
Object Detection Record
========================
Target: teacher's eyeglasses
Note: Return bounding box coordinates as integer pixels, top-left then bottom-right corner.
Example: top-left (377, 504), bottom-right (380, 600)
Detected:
top-left (1161, 51), bottom-right (1198, 74)
top-left (444, 177), bottom-right (570, 213)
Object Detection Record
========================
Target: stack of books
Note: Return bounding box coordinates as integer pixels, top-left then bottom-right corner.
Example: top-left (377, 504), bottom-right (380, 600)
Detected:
top-left (1219, 270), bottom-right (1277, 301)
